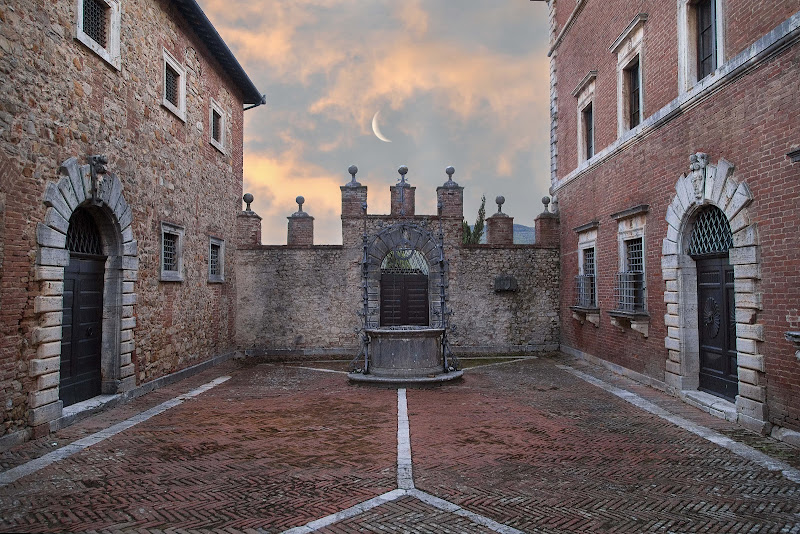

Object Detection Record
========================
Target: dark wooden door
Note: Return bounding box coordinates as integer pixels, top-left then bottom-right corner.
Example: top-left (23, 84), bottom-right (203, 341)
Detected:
top-left (380, 273), bottom-right (429, 326)
top-left (696, 256), bottom-right (737, 401)
top-left (61, 255), bottom-right (104, 407)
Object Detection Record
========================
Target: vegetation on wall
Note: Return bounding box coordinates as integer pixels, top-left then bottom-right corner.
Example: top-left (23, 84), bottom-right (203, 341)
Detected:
top-left (462, 195), bottom-right (486, 245)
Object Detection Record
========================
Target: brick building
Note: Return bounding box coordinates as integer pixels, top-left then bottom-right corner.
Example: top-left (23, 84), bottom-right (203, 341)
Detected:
top-left (0, 0), bottom-right (263, 446)
top-left (547, 0), bottom-right (800, 438)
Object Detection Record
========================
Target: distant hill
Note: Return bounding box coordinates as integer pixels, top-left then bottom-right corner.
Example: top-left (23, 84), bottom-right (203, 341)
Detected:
top-left (472, 223), bottom-right (535, 244)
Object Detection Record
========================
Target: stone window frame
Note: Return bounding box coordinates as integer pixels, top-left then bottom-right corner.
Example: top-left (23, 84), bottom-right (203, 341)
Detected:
top-left (662, 155), bottom-right (768, 433)
top-left (209, 98), bottom-right (227, 154)
top-left (677, 0), bottom-right (725, 92)
top-left (160, 222), bottom-right (184, 282)
top-left (609, 205), bottom-right (650, 337)
top-left (162, 48), bottom-right (186, 121)
top-left (571, 221), bottom-right (600, 327)
top-left (610, 14), bottom-right (647, 137)
top-left (75, 0), bottom-right (121, 70)
top-left (208, 236), bottom-right (225, 283)
top-left (572, 71), bottom-right (597, 166)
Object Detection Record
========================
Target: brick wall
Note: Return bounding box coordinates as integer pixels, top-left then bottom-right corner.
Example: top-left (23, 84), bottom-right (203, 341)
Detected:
top-left (553, 32), bottom-right (800, 431)
top-left (0, 0), bottom-right (248, 438)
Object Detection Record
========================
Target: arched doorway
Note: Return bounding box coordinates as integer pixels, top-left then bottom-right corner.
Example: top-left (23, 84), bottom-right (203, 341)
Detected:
top-left (380, 249), bottom-right (430, 326)
top-left (689, 206), bottom-right (737, 401)
top-left (61, 208), bottom-right (106, 406)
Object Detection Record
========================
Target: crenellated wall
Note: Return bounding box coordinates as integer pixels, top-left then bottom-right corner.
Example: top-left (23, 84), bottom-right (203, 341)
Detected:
top-left (235, 171), bottom-right (560, 358)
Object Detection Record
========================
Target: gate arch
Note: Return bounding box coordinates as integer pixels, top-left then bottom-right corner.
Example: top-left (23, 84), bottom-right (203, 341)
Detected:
top-left (662, 153), bottom-right (768, 431)
top-left (30, 157), bottom-right (138, 426)
top-left (365, 222), bottom-right (445, 329)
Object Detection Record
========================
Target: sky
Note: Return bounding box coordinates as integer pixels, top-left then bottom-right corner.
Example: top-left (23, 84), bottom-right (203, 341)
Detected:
top-left (196, 0), bottom-right (553, 245)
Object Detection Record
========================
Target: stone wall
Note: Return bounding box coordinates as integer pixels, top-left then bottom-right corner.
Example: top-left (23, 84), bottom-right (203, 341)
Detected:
top-left (235, 185), bottom-right (560, 357)
top-left (0, 0), bottom-right (251, 439)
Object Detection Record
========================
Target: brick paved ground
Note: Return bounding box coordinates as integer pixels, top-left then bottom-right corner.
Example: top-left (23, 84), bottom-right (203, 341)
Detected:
top-left (1, 355), bottom-right (798, 533)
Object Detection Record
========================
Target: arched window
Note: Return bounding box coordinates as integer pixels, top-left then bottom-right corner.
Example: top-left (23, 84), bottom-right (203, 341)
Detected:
top-left (688, 205), bottom-right (733, 257)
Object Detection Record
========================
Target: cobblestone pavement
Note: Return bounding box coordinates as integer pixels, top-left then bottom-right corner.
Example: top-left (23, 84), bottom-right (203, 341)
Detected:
top-left (1, 355), bottom-right (798, 533)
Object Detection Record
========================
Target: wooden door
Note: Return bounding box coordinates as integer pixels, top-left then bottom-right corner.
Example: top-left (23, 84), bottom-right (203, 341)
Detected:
top-left (60, 255), bottom-right (104, 406)
top-left (696, 256), bottom-right (737, 401)
top-left (380, 273), bottom-right (429, 326)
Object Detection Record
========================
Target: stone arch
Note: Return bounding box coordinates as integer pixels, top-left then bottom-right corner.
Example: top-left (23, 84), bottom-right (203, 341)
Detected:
top-left (365, 222), bottom-right (445, 328)
top-left (662, 154), bottom-right (768, 432)
top-left (29, 157), bottom-right (138, 428)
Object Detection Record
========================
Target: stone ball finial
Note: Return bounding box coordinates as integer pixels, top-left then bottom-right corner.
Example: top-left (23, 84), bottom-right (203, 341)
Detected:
top-left (542, 196), bottom-right (551, 212)
top-left (446, 166), bottom-right (455, 178)
top-left (398, 165), bottom-right (408, 176)
top-left (496, 195), bottom-right (505, 213)
top-left (243, 193), bottom-right (254, 212)
top-left (296, 195), bottom-right (305, 211)
top-left (345, 164), bottom-right (361, 187)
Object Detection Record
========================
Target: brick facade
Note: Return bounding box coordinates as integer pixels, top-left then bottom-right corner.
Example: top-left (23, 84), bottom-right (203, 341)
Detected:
top-left (0, 0), bottom-right (261, 443)
top-left (549, 0), bottom-right (800, 435)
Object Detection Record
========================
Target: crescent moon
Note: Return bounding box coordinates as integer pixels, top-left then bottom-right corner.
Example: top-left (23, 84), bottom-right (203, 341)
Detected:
top-left (372, 110), bottom-right (392, 143)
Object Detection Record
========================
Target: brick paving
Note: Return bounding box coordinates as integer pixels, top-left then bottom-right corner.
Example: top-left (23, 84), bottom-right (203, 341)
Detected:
top-left (1, 355), bottom-right (799, 533)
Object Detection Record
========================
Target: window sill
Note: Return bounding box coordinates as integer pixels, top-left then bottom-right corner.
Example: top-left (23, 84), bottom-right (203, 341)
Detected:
top-left (208, 277), bottom-right (225, 284)
top-left (570, 306), bottom-right (600, 327)
top-left (608, 309), bottom-right (650, 338)
top-left (162, 101), bottom-right (186, 122)
top-left (160, 271), bottom-right (183, 282)
top-left (209, 139), bottom-right (226, 155)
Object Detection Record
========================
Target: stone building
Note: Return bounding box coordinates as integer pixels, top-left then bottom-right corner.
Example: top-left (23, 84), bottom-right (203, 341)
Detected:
top-left (547, 0), bottom-right (799, 439)
top-left (0, 0), bottom-right (263, 446)
top-left (235, 167), bottom-right (561, 360)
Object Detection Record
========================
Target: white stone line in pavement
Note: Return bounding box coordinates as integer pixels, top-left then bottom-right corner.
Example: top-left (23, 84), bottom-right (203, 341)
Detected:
top-left (558, 365), bottom-right (800, 484)
top-left (291, 366), bottom-right (348, 375)
top-left (279, 387), bottom-right (526, 534)
top-left (0, 376), bottom-right (231, 487)
top-left (397, 388), bottom-right (414, 490)
top-left (408, 489), bottom-right (527, 534)
top-left (278, 489), bottom-right (407, 534)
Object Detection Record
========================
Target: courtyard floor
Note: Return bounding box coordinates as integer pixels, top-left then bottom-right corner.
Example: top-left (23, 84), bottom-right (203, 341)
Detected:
top-left (1, 354), bottom-right (799, 533)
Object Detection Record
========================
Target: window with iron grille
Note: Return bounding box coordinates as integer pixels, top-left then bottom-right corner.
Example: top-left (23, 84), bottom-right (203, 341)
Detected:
top-left (626, 58), bottom-right (641, 128)
top-left (83, 0), bottom-right (108, 47)
top-left (165, 65), bottom-right (179, 107)
top-left (76, 0), bottom-right (120, 69)
top-left (66, 209), bottom-right (103, 256)
top-left (163, 233), bottom-right (177, 271)
top-left (209, 100), bottom-right (226, 153)
top-left (162, 50), bottom-right (186, 120)
top-left (696, 0), bottom-right (716, 80)
top-left (688, 206), bottom-right (732, 257)
top-left (209, 237), bottom-right (224, 282)
top-left (160, 223), bottom-right (184, 282)
top-left (583, 103), bottom-right (594, 159)
top-left (615, 238), bottom-right (645, 312)
top-left (575, 247), bottom-right (597, 308)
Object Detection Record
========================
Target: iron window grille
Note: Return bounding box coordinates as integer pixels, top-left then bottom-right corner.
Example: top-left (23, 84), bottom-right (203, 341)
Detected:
top-left (575, 247), bottom-right (597, 308)
top-left (688, 206), bottom-right (733, 257)
top-left (162, 233), bottom-right (178, 272)
top-left (627, 58), bottom-right (641, 128)
top-left (615, 238), bottom-right (645, 312)
top-left (381, 249), bottom-right (430, 275)
top-left (211, 110), bottom-right (221, 142)
top-left (575, 275), bottom-right (597, 308)
top-left (583, 103), bottom-right (594, 159)
top-left (696, 0), bottom-right (717, 80)
top-left (165, 65), bottom-right (179, 107)
top-left (209, 238), bottom-right (224, 282)
top-left (66, 209), bottom-right (103, 256)
top-left (82, 0), bottom-right (108, 47)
